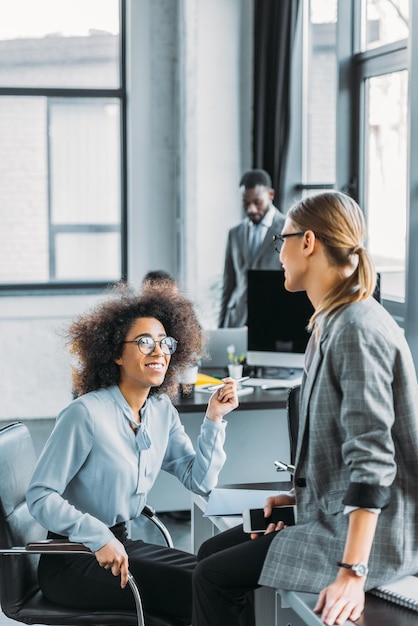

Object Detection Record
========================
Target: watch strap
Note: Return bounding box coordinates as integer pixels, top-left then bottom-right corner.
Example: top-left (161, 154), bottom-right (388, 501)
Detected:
top-left (337, 561), bottom-right (368, 576)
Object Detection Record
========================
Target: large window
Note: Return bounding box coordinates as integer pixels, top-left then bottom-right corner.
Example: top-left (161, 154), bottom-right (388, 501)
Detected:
top-left (363, 70), bottom-right (408, 302)
top-left (0, 0), bottom-right (124, 289)
top-left (297, 0), bottom-right (410, 312)
top-left (356, 0), bottom-right (409, 305)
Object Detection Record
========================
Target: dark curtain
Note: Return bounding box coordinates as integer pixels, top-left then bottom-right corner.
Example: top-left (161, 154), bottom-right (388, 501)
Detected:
top-left (252, 0), bottom-right (301, 210)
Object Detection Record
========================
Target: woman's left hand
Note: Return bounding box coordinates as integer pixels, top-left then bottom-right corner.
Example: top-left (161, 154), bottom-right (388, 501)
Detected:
top-left (206, 377), bottom-right (239, 422)
top-left (95, 537), bottom-right (129, 589)
top-left (314, 572), bottom-right (365, 625)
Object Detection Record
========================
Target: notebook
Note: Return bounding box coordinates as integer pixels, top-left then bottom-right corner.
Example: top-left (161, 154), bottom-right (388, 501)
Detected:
top-left (200, 328), bottom-right (248, 369)
top-left (369, 575), bottom-right (418, 611)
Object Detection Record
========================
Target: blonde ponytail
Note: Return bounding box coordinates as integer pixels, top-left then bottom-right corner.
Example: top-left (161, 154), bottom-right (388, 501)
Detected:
top-left (287, 192), bottom-right (377, 331)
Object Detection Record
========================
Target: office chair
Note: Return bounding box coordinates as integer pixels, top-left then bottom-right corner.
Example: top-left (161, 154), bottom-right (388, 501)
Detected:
top-left (286, 384), bottom-right (301, 466)
top-left (274, 384), bottom-right (300, 477)
top-left (0, 421), bottom-right (179, 626)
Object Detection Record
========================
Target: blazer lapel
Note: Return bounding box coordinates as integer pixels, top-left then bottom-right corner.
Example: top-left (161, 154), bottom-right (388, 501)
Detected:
top-left (295, 327), bottom-right (330, 465)
top-left (240, 221), bottom-right (251, 266)
top-left (253, 211), bottom-right (283, 264)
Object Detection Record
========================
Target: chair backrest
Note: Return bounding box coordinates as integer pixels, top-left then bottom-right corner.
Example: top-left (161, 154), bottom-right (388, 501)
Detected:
top-left (0, 422), bottom-right (47, 617)
top-left (286, 384), bottom-right (301, 465)
top-left (0, 422), bottom-right (175, 626)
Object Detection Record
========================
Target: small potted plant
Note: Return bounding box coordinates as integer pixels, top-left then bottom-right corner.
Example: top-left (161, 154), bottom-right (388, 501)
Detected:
top-left (226, 344), bottom-right (246, 379)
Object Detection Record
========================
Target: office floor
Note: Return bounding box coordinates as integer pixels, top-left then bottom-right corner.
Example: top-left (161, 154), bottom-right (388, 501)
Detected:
top-left (0, 513), bottom-right (192, 626)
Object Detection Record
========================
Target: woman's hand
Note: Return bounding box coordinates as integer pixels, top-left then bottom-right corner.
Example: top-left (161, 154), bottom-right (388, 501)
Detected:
top-left (206, 377), bottom-right (239, 422)
top-left (314, 571), bottom-right (366, 625)
top-left (313, 508), bottom-right (376, 623)
top-left (250, 492), bottom-right (296, 539)
top-left (95, 537), bottom-right (129, 589)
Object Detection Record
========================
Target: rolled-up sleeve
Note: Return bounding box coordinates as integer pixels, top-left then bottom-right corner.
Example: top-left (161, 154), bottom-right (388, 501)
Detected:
top-left (162, 410), bottom-right (227, 495)
top-left (335, 323), bottom-right (397, 506)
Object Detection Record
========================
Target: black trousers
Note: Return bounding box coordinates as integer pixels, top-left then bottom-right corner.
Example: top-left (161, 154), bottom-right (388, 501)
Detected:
top-left (192, 524), bottom-right (277, 626)
top-left (38, 524), bottom-right (196, 626)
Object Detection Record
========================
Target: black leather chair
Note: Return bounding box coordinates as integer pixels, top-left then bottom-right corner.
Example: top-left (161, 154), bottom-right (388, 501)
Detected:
top-left (274, 384), bottom-right (300, 478)
top-left (0, 421), bottom-right (178, 626)
top-left (286, 384), bottom-right (301, 466)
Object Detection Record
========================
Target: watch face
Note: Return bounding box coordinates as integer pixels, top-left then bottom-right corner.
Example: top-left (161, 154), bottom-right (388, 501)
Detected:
top-left (353, 563), bottom-right (368, 576)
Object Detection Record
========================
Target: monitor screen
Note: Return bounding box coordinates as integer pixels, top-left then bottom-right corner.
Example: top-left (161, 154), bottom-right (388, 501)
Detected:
top-left (247, 270), bottom-right (381, 372)
top-left (247, 269), bottom-right (314, 371)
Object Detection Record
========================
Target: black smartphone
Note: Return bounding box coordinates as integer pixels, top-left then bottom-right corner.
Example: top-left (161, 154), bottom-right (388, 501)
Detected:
top-left (242, 506), bottom-right (296, 533)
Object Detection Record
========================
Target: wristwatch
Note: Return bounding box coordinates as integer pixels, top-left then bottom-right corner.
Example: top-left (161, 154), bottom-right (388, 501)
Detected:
top-left (337, 561), bottom-right (369, 577)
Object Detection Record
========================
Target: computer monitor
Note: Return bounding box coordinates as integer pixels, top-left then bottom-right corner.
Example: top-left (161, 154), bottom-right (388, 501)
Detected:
top-left (247, 270), bottom-right (381, 373)
top-left (247, 269), bottom-right (314, 371)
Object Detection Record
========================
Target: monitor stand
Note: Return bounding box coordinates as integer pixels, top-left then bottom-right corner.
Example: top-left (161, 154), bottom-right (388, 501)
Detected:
top-left (254, 366), bottom-right (303, 380)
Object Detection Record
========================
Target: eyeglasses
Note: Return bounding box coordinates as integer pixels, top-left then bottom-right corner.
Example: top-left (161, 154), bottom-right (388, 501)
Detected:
top-left (273, 232), bottom-right (305, 253)
top-left (123, 336), bottom-right (178, 355)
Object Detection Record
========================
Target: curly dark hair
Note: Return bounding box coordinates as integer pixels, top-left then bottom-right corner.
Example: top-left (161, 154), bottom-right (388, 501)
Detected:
top-left (67, 280), bottom-right (204, 399)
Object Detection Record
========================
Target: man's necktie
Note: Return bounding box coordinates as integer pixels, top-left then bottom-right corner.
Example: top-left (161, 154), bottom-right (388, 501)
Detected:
top-left (251, 224), bottom-right (263, 263)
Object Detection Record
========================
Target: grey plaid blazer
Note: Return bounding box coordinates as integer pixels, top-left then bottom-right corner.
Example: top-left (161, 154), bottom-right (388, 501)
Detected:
top-left (259, 297), bottom-right (418, 592)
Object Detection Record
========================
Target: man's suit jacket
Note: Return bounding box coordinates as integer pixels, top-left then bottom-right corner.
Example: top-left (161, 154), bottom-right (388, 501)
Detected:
top-left (218, 207), bottom-right (285, 328)
top-left (259, 297), bottom-right (418, 592)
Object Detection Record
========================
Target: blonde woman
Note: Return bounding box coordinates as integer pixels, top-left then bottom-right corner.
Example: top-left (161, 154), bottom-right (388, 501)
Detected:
top-left (192, 191), bottom-right (418, 626)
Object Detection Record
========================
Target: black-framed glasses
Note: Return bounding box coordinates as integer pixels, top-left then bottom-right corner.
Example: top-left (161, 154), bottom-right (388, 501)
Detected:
top-left (123, 336), bottom-right (178, 355)
top-left (273, 232), bottom-right (305, 253)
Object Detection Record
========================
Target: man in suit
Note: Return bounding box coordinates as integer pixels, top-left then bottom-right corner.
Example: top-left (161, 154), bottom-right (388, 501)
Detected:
top-left (218, 169), bottom-right (285, 328)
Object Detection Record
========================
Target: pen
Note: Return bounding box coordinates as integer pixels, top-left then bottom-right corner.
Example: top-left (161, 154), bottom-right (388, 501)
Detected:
top-left (274, 460), bottom-right (295, 474)
top-left (206, 376), bottom-right (250, 392)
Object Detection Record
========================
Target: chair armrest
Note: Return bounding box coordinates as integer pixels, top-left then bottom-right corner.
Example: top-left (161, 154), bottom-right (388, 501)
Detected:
top-left (0, 542), bottom-right (92, 556)
top-left (0, 542), bottom-right (145, 626)
top-left (142, 504), bottom-right (156, 518)
top-left (140, 506), bottom-right (174, 548)
top-left (26, 539), bottom-right (92, 553)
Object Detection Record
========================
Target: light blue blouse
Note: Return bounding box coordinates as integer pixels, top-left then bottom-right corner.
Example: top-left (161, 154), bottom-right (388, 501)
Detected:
top-left (27, 385), bottom-right (227, 552)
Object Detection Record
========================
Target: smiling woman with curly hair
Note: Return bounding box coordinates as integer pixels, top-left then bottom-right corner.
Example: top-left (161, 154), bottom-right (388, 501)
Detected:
top-left (27, 280), bottom-right (239, 626)
top-left (68, 279), bottom-right (204, 399)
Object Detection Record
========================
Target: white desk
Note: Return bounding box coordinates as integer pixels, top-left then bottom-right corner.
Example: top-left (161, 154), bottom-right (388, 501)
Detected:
top-left (191, 491), bottom-right (241, 553)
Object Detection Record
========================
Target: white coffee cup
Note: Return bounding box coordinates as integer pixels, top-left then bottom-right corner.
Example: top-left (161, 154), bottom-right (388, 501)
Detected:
top-left (179, 365), bottom-right (199, 398)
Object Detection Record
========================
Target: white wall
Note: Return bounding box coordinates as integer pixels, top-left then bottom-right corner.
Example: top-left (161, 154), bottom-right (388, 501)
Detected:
top-left (127, 0), bottom-right (180, 286)
top-left (179, 0), bottom-right (253, 326)
top-left (0, 294), bottom-right (103, 420)
top-left (0, 0), bottom-right (253, 420)
top-left (128, 0), bottom-right (253, 327)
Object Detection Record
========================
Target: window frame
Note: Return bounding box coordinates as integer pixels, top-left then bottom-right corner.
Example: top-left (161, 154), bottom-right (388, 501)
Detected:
top-left (285, 0), bottom-right (417, 333)
top-left (350, 2), bottom-right (408, 324)
top-left (336, 0), bottom-right (418, 348)
top-left (0, 0), bottom-right (127, 294)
